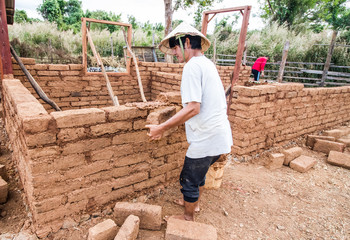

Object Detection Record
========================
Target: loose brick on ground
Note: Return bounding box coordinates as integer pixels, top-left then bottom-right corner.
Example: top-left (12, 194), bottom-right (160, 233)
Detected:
top-left (336, 136), bottom-right (350, 147)
top-left (282, 147), bottom-right (303, 165)
top-left (313, 139), bottom-right (345, 154)
top-left (323, 129), bottom-right (344, 140)
top-left (88, 219), bottom-right (118, 240)
top-left (114, 202), bottom-right (162, 230)
top-left (0, 177), bottom-right (8, 204)
top-left (289, 155), bottom-right (317, 173)
top-left (114, 215), bottom-right (140, 240)
top-left (306, 135), bottom-right (335, 148)
top-left (165, 217), bottom-right (217, 240)
top-left (266, 153), bottom-right (284, 170)
top-left (327, 151), bottom-right (350, 169)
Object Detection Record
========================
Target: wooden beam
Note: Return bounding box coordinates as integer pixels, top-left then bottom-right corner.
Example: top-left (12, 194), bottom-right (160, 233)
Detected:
top-left (320, 30), bottom-right (338, 87)
top-left (0, 0), bottom-right (12, 76)
top-left (203, 6), bottom-right (248, 15)
top-left (227, 6), bottom-right (251, 114)
top-left (83, 18), bottom-right (132, 27)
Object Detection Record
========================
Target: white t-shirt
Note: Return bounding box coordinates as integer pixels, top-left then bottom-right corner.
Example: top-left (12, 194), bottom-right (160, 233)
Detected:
top-left (181, 55), bottom-right (233, 158)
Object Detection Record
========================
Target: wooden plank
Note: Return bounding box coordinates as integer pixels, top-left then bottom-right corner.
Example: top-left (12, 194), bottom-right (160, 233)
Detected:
top-left (326, 76), bottom-right (350, 82)
top-left (86, 28), bottom-right (119, 106)
top-left (320, 30), bottom-right (338, 86)
top-left (204, 6), bottom-right (250, 15)
top-left (301, 69), bottom-right (350, 77)
top-left (84, 17), bottom-right (131, 27)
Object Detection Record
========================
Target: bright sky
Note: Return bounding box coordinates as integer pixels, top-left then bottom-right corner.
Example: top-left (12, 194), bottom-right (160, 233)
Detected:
top-left (15, 0), bottom-right (266, 32)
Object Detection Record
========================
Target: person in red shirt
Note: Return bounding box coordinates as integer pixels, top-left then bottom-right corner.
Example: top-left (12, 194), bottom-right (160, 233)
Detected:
top-left (251, 56), bottom-right (268, 81)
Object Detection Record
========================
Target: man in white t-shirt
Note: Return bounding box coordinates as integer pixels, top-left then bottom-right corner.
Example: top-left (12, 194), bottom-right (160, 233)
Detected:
top-left (146, 22), bottom-right (233, 221)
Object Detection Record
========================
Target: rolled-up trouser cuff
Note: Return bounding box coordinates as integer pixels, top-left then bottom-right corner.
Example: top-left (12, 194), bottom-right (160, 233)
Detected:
top-left (183, 195), bottom-right (198, 203)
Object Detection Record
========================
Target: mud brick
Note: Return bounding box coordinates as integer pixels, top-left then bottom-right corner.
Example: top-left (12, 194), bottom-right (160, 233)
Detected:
top-left (114, 152), bottom-right (149, 167)
top-left (112, 131), bottom-right (148, 145)
top-left (54, 154), bottom-right (85, 170)
top-left (63, 138), bottom-right (111, 155)
top-left (282, 147), bottom-right (303, 165)
top-left (48, 64), bottom-right (69, 71)
top-left (327, 151), bottom-right (350, 169)
top-left (57, 128), bottom-right (86, 142)
top-left (61, 70), bottom-right (81, 76)
top-left (51, 108), bottom-right (106, 128)
top-left (266, 153), bottom-right (284, 170)
top-left (133, 175), bottom-right (165, 192)
top-left (28, 146), bottom-right (60, 159)
top-left (91, 121), bottom-right (133, 136)
top-left (114, 215), bottom-right (140, 240)
top-left (88, 219), bottom-right (118, 240)
top-left (336, 137), bottom-right (350, 147)
top-left (0, 177), bottom-right (8, 203)
top-left (290, 155), bottom-right (317, 173)
top-left (147, 107), bottom-right (176, 125)
top-left (22, 114), bottom-right (53, 134)
top-left (103, 106), bottom-right (147, 121)
top-left (306, 135), bottom-right (335, 148)
top-left (33, 64), bottom-right (48, 70)
top-left (25, 131), bottom-right (57, 147)
top-left (114, 202), bottom-right (162, 230)
top-left (323, 129), bottom-right (345, 140)
top-left (313, 139), bottom-right (345, 154)
top-left (165, 217), bottom-right (217, 240)
top-left (111, 172), bottom-right (148, 189)
top-left (69, 64), bottom-right (83, 70)
top-left (0, 165), bottom-right (8, 181)
top-left (156, 92), bottom-right (181, 104)
top-left (37, 70), bottom-right (59, 76)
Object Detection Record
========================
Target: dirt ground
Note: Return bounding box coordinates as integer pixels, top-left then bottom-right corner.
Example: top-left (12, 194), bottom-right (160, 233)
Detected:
top-left (1, 119), bottom-right (350, 239)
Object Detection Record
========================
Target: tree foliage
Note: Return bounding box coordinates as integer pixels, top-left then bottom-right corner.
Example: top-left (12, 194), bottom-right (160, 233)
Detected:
top-left (14, 10), bottom-right (36, 23)
top-left (261, 0), bottom-right (350, 32)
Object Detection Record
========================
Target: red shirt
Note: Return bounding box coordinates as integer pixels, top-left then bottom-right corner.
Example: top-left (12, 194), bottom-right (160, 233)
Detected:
top-left (252, 57), bottom-right (268, 72)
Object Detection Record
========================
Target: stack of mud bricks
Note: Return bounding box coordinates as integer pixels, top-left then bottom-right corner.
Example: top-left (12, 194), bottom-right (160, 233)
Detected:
top-left (266, 147), bottom-right (317, 173)
top-left (1, 78), bottom-right (189, 237)
top-left (0, 165), bottom-right (8, 204)
top-left (229, 83), bottom-right (350, 156)
top-left (307, 126), bottom-right (350, 169)
top-left (87, 202), bottom-right (217, 240)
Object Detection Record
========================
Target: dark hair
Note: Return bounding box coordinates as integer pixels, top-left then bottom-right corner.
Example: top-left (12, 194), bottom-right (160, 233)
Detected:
top-left (169, 34), bottom-right (202, 50)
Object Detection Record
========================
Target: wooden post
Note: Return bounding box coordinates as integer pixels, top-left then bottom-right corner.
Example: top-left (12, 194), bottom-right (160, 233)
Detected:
top-left (86, 29), bottom-right (119, 106)
top-left (227, 6), bottom-right (251, 114)
top-left (320, 30), bottom-right (338, 87)
top-left (277, 40), bottom-right (290, 83)
top-left (0, 0), bottom-right (12, 76)
top-left (212, 38), bottom-right (217, 64)
top-left (122, 28), bottom-right (147, 103)
top-left (110, 36), bottom-right (114, 59)
top-left (242, 43), bottom-right (247, 65)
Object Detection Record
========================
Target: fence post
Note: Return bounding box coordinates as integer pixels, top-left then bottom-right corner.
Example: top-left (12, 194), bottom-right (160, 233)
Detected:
top-left (277, 40), bottom-right (290, 83)
top-left (110, 36), bottom-right (114, 60)
top-left (212, 38), bottom-right (217, 64)
top-left (320, 30), bottom-right (338, 87)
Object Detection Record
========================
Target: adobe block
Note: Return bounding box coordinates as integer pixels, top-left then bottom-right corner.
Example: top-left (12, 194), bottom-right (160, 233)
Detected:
top-left (88, 219), bottom-right (118, 240)
top-left (327, 151), bottom-right (350, 169)
top-left (313, 139), bottom-right (345, 154)
top-left (290, 155), bottom-right (317, 173)
top-left (114, 215), bottom-right (140, 240)
top-left (113, 202), bottom-right (162, 230)
top-left (282, 147), bottom-right (303, 165)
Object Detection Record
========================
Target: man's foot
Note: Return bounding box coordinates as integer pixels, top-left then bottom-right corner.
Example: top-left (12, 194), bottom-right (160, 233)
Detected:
top-left (173, 199), bottom-right (200, 212)
top-left (163, 214), bottom-right (194, 222)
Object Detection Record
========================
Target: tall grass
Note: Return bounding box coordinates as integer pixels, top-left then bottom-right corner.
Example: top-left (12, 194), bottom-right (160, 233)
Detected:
top-left (8, 21), bottom-right (350, 67)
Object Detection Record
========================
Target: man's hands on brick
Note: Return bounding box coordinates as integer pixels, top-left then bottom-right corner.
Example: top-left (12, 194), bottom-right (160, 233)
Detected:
top-left (145, 124), bottom-right (165, 141)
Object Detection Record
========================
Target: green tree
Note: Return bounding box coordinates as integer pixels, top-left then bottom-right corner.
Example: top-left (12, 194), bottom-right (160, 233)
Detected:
top-left (37, 0), bottom-right (63, 26)
top-left (14, 9), bottom-right (32, 23)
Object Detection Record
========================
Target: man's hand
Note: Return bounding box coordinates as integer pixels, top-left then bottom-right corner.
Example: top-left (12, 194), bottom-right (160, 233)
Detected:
top-left (145, 124), bottom-right (165, 141)
top-left (261, 71), bottom-right (265, 78)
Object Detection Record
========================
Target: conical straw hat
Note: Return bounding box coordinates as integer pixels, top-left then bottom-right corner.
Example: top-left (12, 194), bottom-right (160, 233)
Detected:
top-left (158, 22), bottom-right (211, 55)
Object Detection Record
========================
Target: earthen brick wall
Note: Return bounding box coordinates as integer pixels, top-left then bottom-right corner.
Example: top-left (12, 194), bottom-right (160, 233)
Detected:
top-left (12, 58), bottom-right (251, 111)
top-left (2, 78), bottom-right (187, 234)
top-left (229, 83), bottom-right (350, 156)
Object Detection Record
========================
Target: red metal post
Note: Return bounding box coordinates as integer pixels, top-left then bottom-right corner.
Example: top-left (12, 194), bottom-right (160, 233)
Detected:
top-left (0, 0), bottom-right (13, 77)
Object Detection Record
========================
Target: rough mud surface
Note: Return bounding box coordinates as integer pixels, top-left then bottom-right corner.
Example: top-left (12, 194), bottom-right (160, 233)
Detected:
top-left (1, 118), bottom-right (349, 239)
